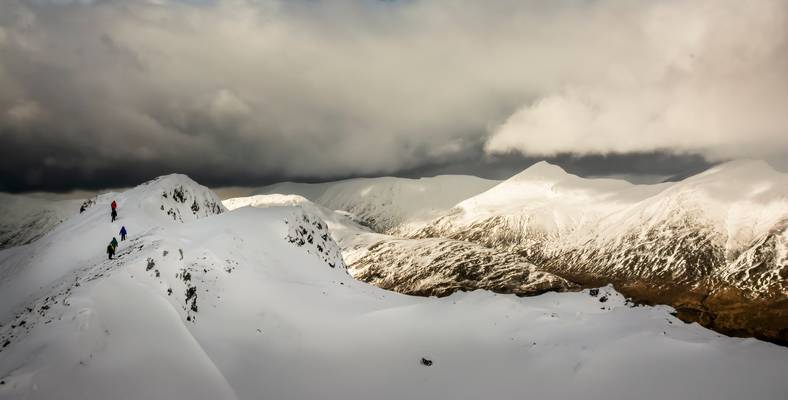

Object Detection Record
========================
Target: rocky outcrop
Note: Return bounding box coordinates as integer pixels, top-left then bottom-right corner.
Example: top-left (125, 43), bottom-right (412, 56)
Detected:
top-left (350, 237), bottom-right (574, 297)
top-left (286, 210), bottom-right (347, 271)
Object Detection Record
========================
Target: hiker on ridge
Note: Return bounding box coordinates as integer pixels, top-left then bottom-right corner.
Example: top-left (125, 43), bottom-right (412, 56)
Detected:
top-left (107, 243), bottom-right (115, 260)
top-left (120, 226), bottom-right (127, 241)
top-left (110, 200), bottom-right (118, 222)
top-left (110, 237), bottom-right (118, 251)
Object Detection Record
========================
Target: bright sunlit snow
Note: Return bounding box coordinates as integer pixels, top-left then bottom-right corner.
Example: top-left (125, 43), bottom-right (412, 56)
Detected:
top-left (2, 175), bottom-right (786, 400)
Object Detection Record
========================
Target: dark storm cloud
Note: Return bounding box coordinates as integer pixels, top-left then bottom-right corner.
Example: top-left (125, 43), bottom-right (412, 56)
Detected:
top-left (0, 0), bottom-right (786, 192)
top-left (396, 150), bottom-right (713, 183)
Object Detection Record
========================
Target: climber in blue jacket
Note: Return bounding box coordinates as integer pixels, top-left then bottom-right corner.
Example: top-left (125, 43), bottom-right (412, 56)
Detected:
top-left (120, 226), bottom-right (127, 241)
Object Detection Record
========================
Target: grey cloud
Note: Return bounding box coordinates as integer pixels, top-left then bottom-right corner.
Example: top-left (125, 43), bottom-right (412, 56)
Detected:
top-left (0, 0), bottom-right (785, 192)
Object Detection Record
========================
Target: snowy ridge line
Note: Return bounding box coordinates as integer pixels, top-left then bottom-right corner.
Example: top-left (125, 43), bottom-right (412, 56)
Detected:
top-left (0, 174), bottom-right (227, 254)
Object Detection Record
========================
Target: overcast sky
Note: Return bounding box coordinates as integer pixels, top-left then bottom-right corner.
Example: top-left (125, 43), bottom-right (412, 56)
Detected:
top-left (1, 0), bottom-right (786, 192)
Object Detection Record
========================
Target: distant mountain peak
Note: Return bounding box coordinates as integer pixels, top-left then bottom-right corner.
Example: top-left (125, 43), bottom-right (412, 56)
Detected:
top-left (508, 161), bottom-right (570, 181)
top-left (139, 173), bottom-right (202, 188)
top-left (696, 159), bottom-right (779, 179)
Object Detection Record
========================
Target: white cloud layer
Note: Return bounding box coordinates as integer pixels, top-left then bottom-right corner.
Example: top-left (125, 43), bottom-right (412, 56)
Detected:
top-left (485, 0), bottom-right (788, 163)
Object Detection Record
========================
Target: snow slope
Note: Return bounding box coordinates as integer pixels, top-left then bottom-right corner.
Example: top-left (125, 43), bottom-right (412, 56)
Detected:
top-left (0, 194), bottom-right (82, 250)
top-left (412, 160), bottom-right (788, 342)
top-left (256, 175), bottom-right (500, 233)
top-left (1, 175), bottom-right (787, 399)
top-left (223, 193), bottom-right (384, 251)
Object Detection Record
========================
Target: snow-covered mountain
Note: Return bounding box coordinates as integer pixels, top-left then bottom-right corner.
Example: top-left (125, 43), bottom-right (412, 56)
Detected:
top-left (411, 161), bottom-right (671, 248)
top-left (256, 175), bottom-right (500, 233)
top-left (0, 194), bottom-right (82, 250)
top-left (410, 160), bottom-right (788, 342)
top-left (3, 173), bottom-right (784, 399)
top-left (224, 195), bottom-right (574, 297)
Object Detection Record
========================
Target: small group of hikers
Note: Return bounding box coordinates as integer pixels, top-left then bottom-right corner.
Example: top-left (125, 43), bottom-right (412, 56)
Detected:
top-left (106, 226), bottom-right (128, 259)
top-left (105, 199), bottom-right (129, 260)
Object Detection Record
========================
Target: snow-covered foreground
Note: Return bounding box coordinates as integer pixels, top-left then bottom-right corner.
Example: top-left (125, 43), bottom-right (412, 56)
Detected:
top-left (1, 175), bottom-right (787, 400)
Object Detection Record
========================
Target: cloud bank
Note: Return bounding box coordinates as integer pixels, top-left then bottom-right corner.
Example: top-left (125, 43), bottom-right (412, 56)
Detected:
top-left (0, 0), bottom-right (786, 191)
top-left (485, 0), bottom-right (788, 162)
